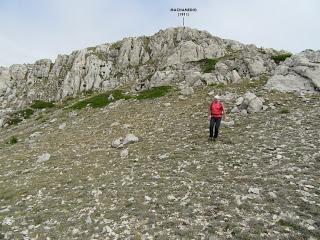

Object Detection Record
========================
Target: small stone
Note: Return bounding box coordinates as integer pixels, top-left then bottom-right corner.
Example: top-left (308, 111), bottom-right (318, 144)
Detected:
top-left (180, 86), bottom-right (194, 96)
top-left (276, 154), bottom-right (282, 159)
top-left (167, 195), bottom-right (176, 201)
top-left (269, 192), bottom-right (277, 199)
top-left (123, 134), bottom-right (139, 145)
top-left (49, 118), bottom-right (57, 123)
top-left (37, 153), bottom-right (51, 164)
top-left (120, 148), bottom-right (129, 158)
top-left (111, 138), bottom-right (123, 148)
top-left (208, 90), bottom-right (215, 96)
top-left (236, 97), bottom-right (244, 106)
top-left (240, 109), bottom-right (248, 116)
top-left (248, 187), bottom-right (260, 195)
top-left (58, 123), bottom-right (66, 130)
top-left (110, 122), bottom-right (120, 127)
top-left (164, 103), bottom-right (171, 107)
top-left (145, 196), bottom-right (151, 201)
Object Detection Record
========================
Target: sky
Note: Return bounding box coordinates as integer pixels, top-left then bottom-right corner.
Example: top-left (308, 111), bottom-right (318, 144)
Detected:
top-left (0, 0), bottom-right (319, 67)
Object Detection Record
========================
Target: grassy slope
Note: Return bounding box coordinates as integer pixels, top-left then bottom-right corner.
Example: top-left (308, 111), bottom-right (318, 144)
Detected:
top-left (0, 86), bottom-right (319, 239)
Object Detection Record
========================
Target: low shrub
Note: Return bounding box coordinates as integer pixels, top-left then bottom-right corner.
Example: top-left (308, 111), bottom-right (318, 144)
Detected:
top-left (271, 53), bottom-right (292, 64)
top-left (8, 136), bottom-right (18, 144)
top-left (30, 100), bottom-right (54, 109)
top-left (70, 90), bottom-right (129, 110)
top-left (136, 86), bottom-right (173, 100)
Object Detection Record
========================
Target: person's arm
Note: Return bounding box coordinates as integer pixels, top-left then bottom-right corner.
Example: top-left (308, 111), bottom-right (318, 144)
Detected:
top-left (208, 103), bottom-right (211, 120)
top-left (222, 103), bottom-right (227, 120)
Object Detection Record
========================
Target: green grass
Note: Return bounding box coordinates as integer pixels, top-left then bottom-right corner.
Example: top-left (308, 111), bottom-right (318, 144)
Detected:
top-left (70, 90), bottom-right (130, 110)
top-left (208, 82), bottom-right (226, 89)
top-left (195, 58), bottom-right (219, 73)
top-left (30, 100), bottom-right (55, 109)
top-left (135, 86), bottom-right (173, 100)
top-left (110, 42), bottom-right (122, 50)
top-left (143, 37), bottom-right (152, 55)
top-left (278, 108), bottom-right (290, 114)
top-left (271, 53), bottom-right (292, 64)
top-left (7, 108), bottom-right (34, 125)
top-left (8, 136), bottom-right (18, 144)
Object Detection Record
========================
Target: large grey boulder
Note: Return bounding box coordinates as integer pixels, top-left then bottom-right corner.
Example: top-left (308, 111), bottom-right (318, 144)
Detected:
top-left (236, 91), bottom-right (264, 113)
top-left (266, 50), bottom-right (320, 93)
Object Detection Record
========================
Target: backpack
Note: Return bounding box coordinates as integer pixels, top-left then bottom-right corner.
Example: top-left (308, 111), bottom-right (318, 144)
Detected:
top-left (211, 101), bottom-right (223, 117)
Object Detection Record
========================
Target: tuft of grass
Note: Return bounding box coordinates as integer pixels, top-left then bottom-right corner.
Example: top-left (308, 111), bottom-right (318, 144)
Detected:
top-left (8, 136), bottom-right (18, 144)
top-left (271, 53), bottom-right (292, 64)
top-left (87, 46), bottom-right (96, 52)
top-left (30, 100), bottom-right (55, 109)
top-left (278, 108), bottom-right (290, 114)
top-left (208, 82), bottom-right (226, 89)
top-left (110, 42), bottom-right (122, 50)
top-left (143, 37), bottom-right (152, 55)
top-left (136, 86), bottom-right (173, 100)
top-left (7, 108), bottom-right (34, 125)
top-left (70, 90), bottom-right (130, 110)
top-left (195, 58), bottom-right (219, 73)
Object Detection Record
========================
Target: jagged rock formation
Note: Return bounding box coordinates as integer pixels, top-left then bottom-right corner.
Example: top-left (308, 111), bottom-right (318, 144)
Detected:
top-left (266, 50), bottom-right (320, 93)
top-left (0, 27), bottom-right (281, 113)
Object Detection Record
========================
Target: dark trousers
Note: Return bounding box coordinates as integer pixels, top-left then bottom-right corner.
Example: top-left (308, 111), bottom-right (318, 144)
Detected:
top-left (209, 117), bottom-right (222, 138)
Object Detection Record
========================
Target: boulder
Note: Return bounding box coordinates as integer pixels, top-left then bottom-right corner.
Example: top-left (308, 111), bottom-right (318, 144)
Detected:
top-left (266, 50), bottom-right (320, 93)
top-left (122, 134), bottom-right (139, 145)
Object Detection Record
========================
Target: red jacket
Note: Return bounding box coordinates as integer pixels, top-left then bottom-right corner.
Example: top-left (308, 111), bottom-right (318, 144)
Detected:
top-left (210, 101), bottom-right (224, 118)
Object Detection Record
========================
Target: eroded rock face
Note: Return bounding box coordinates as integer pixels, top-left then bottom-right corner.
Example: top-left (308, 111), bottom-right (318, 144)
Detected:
top-left (266, 50), bottom-right (320, 93)
top-left (0, 27), bottom-right (308, 116)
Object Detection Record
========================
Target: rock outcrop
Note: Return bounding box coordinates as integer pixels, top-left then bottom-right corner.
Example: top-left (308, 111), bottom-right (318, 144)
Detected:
top-left (265, 50), bottom-right (320, 93)
top-left (0, 27), bottom-right (281, 114)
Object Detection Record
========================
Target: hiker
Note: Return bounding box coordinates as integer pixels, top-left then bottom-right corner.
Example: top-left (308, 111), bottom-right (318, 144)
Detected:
top-left (208, 95), bottom-right (226, 141)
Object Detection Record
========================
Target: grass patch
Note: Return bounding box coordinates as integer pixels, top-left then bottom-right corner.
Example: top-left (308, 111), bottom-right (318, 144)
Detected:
top-left (143, 37), bottom-right (152, 55)
top-left (7, 108), bottom-right (34, 125)
top-left (136, 86), bottom-right (173, 100)
top-left (87, 46), bottom-right (96, 52)
top-left (70, 90), bottom-right (129, 110)
top-left (110, 42), bottom-right (122, 50)
top-left (195, 58), bottom-right (219, 73)
top-left (208, 82), bottom-right (226, 89)
top-left (30, 100), bottom-right (55, 109)
top-left (271, 53), bottom-right (292, 64)
top-left (7, 136), bottom-right (18, 144)
top-left (278, 108), bottom-right (290, 114)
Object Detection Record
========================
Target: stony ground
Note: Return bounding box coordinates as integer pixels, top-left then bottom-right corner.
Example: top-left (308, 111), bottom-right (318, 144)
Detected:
top-left (0, 85), bottom-right (319, 240)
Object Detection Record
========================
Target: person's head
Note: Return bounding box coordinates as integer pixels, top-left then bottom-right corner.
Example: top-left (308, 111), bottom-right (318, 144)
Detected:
top-left (213, 95), bottom-right (220, 102)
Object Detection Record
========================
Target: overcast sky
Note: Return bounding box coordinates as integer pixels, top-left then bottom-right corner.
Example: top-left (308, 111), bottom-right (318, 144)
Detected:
top-left (0, 0), bottom-right (319, 67)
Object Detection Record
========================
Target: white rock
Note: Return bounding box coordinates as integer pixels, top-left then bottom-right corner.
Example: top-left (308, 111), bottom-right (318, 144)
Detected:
top-left (108, 94), bottom-right (114, 101)
top-left (208, 90), bottom-right (215, 96)
top-left (248, 187), bottom-right (260, 195)
top-left (231, 106), bottom-right (239, 113)
top-left (29, 131), bottom-right (42, 138)
top-left (110, 122), bottom-right (120, 127)
top-left (164, 103), bottom-right (171, 107)
top-left (236, 97), bottom-right (244, 106)
top-left (222, 120), bottom-right (235, 128)
top-left (268, 192), bottom-right (277, 199)
top-left (144, 196), bottom-right (151, 201)
top-left (180, 86), bottom-right (194, 96)
top-left (120, 148), bottom-right (129, 158)
top-left (37, 153), bottom-right (51, 164)
top-left (240, 109), bottom-right (248, 116)
top-left (111, 138), bottom-right (123, 148)
top-left (123, 134), bottom-right (139, 145)
top-left (58, 123), bottom-right (66, 130)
